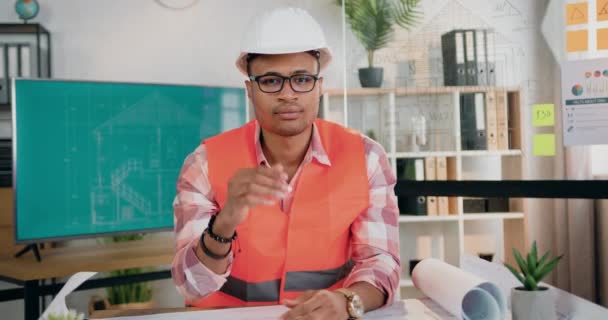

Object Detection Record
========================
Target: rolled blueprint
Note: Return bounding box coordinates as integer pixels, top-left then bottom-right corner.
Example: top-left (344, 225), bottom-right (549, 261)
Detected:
top-left (412, 258), bottom-right (506, 320)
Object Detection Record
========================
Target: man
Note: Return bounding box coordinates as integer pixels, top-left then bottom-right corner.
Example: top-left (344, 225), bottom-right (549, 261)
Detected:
top-left (171, 7), bottom-right (400, 320)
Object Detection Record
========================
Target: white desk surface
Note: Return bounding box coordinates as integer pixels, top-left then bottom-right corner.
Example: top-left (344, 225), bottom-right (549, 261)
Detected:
top-left (93, 299), bottom-right (458, 320)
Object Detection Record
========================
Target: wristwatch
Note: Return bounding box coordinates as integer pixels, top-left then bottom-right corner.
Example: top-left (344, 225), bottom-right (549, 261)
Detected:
top-left (335, 288), bottom-right (364, 320)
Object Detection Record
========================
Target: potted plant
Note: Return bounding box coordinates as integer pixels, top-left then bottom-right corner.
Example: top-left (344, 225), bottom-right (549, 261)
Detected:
top-left (337, 0), bottom-right (422, 88)
top-left (90, 234), bottom-right (154, 312)
top-left (105, 266), bottom-right (153, 310)
top-left (504, 241), bottom-right (562, 320)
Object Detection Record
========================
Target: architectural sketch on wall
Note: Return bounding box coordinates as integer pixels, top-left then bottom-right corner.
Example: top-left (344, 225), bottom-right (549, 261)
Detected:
top-left (491, 0), bottom-right (532, 30)
top-left (493, 0), bottom-right (523, 18)
top-left (370, 0), bottom-right (526, 89)
top-left (340, 0), bottom-right (552, 108)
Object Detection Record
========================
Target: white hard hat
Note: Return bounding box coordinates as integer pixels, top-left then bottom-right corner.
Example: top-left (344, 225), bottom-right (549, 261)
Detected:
top-left (235, 7), bottom-right (332, 76)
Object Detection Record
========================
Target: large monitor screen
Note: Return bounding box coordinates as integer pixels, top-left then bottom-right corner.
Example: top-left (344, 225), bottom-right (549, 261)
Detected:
top-left (12, 79), bottom-right (246, 243)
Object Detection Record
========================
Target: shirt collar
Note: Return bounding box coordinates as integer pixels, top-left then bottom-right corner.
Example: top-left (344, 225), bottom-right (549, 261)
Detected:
top-left (253, 120), bottom-right (331, 167)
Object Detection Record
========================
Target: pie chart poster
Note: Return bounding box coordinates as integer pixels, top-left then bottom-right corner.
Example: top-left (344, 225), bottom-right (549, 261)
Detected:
top-left (561, 58), bottom-right (608, 146)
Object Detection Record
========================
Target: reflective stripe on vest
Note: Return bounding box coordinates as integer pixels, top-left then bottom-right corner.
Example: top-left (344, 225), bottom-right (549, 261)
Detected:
top-left (219, 260), bottom-right (354, 302)
top-left (284, 260), bottom-right (354, 291)
top-left (220, 276), bottom-right (280, 302)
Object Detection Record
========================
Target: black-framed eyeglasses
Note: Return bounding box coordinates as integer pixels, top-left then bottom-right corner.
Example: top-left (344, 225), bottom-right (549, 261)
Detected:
top-left (249, 73), bottom-right (319, 93)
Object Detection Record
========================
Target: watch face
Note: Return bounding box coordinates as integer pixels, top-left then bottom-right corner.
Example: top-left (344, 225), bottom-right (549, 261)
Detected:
top-left (350, 294), bottom-right (364, 318)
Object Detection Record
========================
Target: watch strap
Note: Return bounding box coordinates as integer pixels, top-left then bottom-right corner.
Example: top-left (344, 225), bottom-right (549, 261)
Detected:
top-left (336, 288), bottom-right (354, 300)
top-left (335, 288), bottom-right (361, 320)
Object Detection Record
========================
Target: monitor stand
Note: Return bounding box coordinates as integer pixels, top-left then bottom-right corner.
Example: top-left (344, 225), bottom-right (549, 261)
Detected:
top-left (15, 243), bottom-right (43, 262)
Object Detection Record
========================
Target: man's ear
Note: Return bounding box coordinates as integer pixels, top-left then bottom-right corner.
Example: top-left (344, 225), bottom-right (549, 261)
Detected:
top-left (316, 77), bottom-right (324, 118)
top-left (245, 80), bottom-right (253, 100)
top-left (318, 77), bottom-right (324, 95)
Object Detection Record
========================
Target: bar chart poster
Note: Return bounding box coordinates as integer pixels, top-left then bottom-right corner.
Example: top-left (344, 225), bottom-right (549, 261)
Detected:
top-left (562, 58), bottom-right (608, 145)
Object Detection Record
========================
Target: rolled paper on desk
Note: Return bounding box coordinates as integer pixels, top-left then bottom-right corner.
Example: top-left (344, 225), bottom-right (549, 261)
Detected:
top-left (412, 258), bottom-right (506, 320)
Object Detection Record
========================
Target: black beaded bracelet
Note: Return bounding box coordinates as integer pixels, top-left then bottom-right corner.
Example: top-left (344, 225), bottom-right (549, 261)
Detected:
top-left (200, 232), bottom-right (232, 260)
top-left (207, 214), bottom-right (237, 243)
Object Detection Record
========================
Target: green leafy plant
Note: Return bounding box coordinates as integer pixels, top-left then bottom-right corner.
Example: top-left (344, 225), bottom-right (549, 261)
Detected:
top-left (104, 234), bottom-right (153, 305)
top-left (337, 0), bottom-right (422, 68)
top-left (504, 241), bottom-right (562, 291)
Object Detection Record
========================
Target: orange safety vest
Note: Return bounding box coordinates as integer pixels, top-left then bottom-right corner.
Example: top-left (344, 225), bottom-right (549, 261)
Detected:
top-left (192, 119), bottom-right (369, 308)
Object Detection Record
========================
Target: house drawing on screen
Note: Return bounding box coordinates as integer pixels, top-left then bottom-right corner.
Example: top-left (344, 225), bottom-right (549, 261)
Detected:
top-left (90, 92), bottom-right (200, 226)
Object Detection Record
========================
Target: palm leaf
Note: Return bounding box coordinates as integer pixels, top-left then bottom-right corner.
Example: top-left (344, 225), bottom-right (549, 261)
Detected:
top-left (350, 0), bottom-right (394, 50)
top-left (338, 0), bottom-right (422, 67)
top-left (392, 0), bottom-right (422, 30)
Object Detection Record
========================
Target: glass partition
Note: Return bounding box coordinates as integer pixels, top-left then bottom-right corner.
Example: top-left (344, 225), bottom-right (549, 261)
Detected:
top-left (329, 0), bottom-right (607, 308)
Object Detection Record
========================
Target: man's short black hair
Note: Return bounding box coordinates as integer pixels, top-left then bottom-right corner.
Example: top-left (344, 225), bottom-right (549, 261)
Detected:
top-left (246, 50), bottom-right (321, 76)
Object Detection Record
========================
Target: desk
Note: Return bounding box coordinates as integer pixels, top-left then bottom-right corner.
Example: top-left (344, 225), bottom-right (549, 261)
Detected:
top-left (0, 237), bottom-right (174, 320)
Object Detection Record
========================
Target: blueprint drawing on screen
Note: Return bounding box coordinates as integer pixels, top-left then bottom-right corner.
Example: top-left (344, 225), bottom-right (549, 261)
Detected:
top-left (14, 80), bottom-right (245, 242)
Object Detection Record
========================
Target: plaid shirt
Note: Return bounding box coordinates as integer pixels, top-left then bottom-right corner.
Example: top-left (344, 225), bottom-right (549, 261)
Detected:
top-left (171, 121), bottom-right (400, 306)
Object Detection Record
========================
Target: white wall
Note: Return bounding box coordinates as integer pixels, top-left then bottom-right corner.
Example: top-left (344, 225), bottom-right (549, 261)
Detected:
top-left (0, 0), bottom-right (347, 87)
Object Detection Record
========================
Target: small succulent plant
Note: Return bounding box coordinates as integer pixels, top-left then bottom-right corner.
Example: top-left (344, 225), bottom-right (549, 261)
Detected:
top-left (47, 310), bottom-right (85, 320)
top-left (504, 241), bottom-right (562, 291)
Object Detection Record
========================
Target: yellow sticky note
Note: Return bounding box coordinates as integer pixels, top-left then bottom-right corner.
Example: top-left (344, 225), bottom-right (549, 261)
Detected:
top-left (599, 0), bottom-right (608, 21)
top-left (567, 2), bottom-right (588, 25)
top-left (567, 30), bottom-right (588, 52)
top-left (534, 134), bottom-right (556, 156)
top-left (532, 104), bottom-right (555, 127)
top-left (598, 28), bottom-right (608, 50)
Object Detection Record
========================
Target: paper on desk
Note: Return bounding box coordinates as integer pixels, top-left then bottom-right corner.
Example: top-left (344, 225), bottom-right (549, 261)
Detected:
top-left (95, 299), bottom-right (454, 320)
top-left (460, 254), bottom-right (520, 304)
top-left (412, 258), bottom-right (506, 320)
top-left (97, 304), bottom-right (289, 320)
top-left (365, 299), bottom-right (456, 319)
top-left (39, 271), bottom-right (97, 320)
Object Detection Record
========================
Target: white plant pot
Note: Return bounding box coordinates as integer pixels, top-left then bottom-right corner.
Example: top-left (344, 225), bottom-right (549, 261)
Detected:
top-left (511, 287), bottom-right (555, 320)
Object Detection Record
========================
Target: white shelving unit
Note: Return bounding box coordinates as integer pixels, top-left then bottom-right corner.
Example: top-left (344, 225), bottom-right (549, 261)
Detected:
top-left (322, 86), bottom-right (527, 295)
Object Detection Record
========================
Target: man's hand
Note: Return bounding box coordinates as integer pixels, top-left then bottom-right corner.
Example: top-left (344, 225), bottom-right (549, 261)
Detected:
top-left (195, 164), bottom-right (289, 274)
top-left (279, 290), bottom-right (349, 320)
top-left (214, 164), bottom-right (289, 236)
